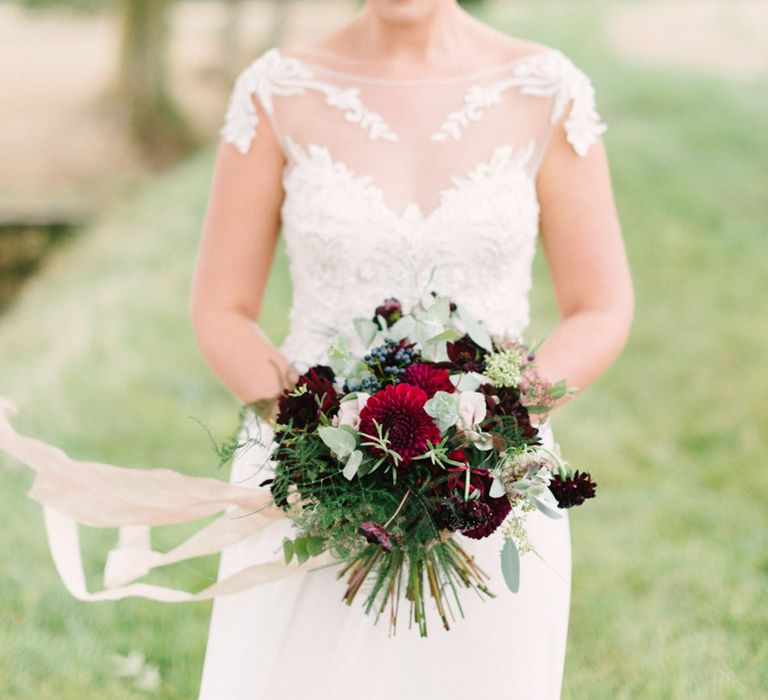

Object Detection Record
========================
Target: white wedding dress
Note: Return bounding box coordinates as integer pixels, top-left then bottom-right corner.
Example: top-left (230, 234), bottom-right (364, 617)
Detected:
top-left (198, 44), bottom-right (607, 700)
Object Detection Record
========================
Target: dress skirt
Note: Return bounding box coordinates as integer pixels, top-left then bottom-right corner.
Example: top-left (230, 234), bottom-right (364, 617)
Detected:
top-left (198, 411), bottom-right (572, 700)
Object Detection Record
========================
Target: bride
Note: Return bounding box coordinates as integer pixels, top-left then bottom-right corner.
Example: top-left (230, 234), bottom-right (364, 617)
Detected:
top-left (0, 0), bottom-right (633, 697)
top-left (190, 0), bottom-right (633, 698)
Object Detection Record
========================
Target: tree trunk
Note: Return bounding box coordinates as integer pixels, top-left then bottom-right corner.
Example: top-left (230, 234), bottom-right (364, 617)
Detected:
top-left (118, 0), bottom-right (197, 166)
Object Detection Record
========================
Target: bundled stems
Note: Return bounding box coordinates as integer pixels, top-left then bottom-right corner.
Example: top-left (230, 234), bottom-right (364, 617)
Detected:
top-left (342, 537), bottom-right (494, 637)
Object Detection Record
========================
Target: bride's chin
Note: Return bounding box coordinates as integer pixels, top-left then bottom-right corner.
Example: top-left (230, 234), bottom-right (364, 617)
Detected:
top-left (365, 0), bottom-right (451, 24)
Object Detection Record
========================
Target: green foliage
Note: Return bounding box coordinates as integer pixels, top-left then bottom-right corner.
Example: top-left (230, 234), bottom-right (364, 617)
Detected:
top-left (15, 0), bottom-right (111, 8)
top-left (0, 0), bottom-right (766, 694)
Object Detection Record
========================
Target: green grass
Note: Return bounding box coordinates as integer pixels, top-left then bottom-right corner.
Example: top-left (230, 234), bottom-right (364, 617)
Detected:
top-left (1, 1), bottom-right (767, 697)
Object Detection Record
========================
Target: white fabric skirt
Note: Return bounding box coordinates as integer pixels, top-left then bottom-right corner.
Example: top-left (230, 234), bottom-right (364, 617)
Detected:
top-left (199, 414), bottom-right (571, 700)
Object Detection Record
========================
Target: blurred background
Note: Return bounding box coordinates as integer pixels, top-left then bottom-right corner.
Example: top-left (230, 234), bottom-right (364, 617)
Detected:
top-left (1, 0), bottom-right (766, 697)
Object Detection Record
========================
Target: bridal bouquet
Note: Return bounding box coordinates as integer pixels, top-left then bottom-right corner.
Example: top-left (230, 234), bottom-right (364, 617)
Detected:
top-left (226, 293), bottom-right (596, 636)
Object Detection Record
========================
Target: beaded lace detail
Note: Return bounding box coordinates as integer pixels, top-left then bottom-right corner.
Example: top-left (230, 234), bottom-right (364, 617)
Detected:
top-left (218, 45), bottom-right (608, 371)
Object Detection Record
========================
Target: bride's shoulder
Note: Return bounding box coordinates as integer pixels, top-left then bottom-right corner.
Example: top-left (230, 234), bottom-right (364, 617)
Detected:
top-left (493, 36), bottom-right (591, 79)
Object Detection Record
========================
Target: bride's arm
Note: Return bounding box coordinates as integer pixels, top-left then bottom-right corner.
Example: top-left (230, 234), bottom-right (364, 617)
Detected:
top-left (189, 100), bottom-right (297, 412)
top-left (533, 113), bottom-right (634, 413)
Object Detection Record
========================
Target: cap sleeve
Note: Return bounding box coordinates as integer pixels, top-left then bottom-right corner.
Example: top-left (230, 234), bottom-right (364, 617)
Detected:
top-left (549, 50), bottom-right (607, 157)
top-left (219, 48), bottom-right (282, 155)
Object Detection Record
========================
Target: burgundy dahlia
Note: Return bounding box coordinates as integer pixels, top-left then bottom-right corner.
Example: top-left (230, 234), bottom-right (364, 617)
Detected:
top-left (358, 522), bottom-right (393, 552)
top-left (357, 383), bottom-right (440, 467)
top-left (276, 367), bottom-right (339, 430)
top-left (373, 298), bottom-right (403, 327)
top-left (548, 471), bottom-right (597, 508)
top-left (400, 363), bottom-right (455, 397)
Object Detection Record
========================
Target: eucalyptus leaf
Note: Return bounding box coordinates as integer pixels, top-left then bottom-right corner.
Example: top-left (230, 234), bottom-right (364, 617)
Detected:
top-left (353, 317), bottom-right (379, 347)
top-left (546, 380), bottom-right (569, 400)
top-left (423, 295), bottom-right (451, 325)
top-left (532, 494), bottom-right (564, 519)
top-left (424, 328), bottom-right (461, 345)
top-left (282, 538), bottom-right (294, 565)
top-left (457, 305), bottom-right (493, 352)
top-left (423, 391), bottom-right (461, 433)
top-left (327, 333), bottom-right (355, 376)
top-left (306, 536), bottom-right (325, 556)
top-left (451, 372), bottom-right (482, 392)
top-left (338, 424), bottom-right (359, 439)
top-left (318, 426), bottom-right (356, 459)
top-left (293, 537), bottom-right (309, 565)
top-left (387, 314), bottom-right (415, 342)
top-left (489, 476), bottom-right (506, 498)
top-left (342, 449), bottom-right (364, 480)
top-left (501, 538), bottom-right (520, 593)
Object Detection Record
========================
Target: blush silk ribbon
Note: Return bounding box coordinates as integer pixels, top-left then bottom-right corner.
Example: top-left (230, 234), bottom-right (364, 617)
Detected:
top-left (0, 396), bottom-right (333, 602)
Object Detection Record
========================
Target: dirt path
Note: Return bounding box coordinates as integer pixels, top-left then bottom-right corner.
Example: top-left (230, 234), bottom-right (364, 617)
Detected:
top-left (2, 0), bottom-right (766, 219)
top-left (607, 0), bottom-right (768, 80)
top-left (0, 1), bottom-right (357, 218)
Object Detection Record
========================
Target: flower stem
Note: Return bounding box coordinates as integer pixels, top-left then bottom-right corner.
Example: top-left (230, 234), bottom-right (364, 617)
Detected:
top-left (383, 488), bottom-right (411, 528)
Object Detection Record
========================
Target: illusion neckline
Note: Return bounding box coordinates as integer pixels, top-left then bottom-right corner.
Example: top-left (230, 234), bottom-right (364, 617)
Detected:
top-left (277, 46), bottom-right (553, 86)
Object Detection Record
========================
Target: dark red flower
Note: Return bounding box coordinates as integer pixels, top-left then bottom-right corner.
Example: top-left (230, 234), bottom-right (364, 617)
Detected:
top-left (310, 364), bottom-right (336, 382)
top-left (446, 334), bottom-right (487, 373)
top-left (373, 298), bottom-right (403, 327)
top-left (357, 383), bottom-right (440, 467)
top-left (479, 384), bottom-right (537, 440)
top-left (358, 522), bottom-right (393, 552)
top-left (549, 471), bottom-right (597, 508)
top-left (276, 367), bottom-right (339, 430)
top-left (400, 363), bottom-right (455, 397)
top-left (436, 461), bottom-right (511, 539)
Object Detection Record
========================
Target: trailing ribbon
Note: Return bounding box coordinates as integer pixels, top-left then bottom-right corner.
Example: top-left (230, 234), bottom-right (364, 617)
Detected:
top-left (0, 397), bottom-right (333, 602)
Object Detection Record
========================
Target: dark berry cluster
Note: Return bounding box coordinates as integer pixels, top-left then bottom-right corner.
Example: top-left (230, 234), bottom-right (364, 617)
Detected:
top-left (343, 375), bottom-right (384, 394)
top-left (364, 338), bottom-right (419, 383)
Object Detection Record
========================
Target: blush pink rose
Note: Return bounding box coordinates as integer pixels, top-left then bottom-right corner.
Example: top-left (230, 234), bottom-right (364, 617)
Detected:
top-left (332, 392), bottom-right (370, 430)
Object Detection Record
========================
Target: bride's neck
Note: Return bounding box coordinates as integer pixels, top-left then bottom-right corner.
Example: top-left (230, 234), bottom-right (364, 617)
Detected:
top-left (349, 1), bottom-right (471, 67)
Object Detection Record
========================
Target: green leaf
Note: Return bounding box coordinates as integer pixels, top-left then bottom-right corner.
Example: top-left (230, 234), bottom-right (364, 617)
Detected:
top-left (353, 317), bottom-right (379, 347)
top-left (293, 537), bottom-right (309, 564)
top-left (489, 476), bottom-right (506, 498)
top-left (424, 327), bottom-right (461, 346)
top-left (546, 380), bottom-right (568, 399)
top-left (532, 494), bottom-right (564, 519)
top-left (282, 538), bottom-right (294, 565)
top-left (451, 372), bottom-right (482, 392)
top-left (422, 295), bottom-right (451, 325)
top-left (387, 314), bottom-right (415, 341)
top-left (327, 333), bottom-right (369, 380)
top-left (457, 305), bottom-right (493, 352)
top-left (342, 449), bottom-right (364, 480)
top-left (318, 426), bottom-right (356, 459)
top-left (501, 538), bottom-right (520, 593)
top-left (306, 536), bottom-right (325, 556)
top-left (334, 545), bottom-right (350, 559)
top-left (526, 405), bottom-right (550, 414)
top-left (423, 391), bottom-right (461, 432)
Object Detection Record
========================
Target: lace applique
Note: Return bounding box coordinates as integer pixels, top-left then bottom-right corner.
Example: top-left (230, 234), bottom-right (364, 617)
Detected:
top-left (431, 49), bottom-right (607, 156)
top-left (220, 48), bottom-right (398, 154)
top-left (277, 135), bottom-right (541, 369)
top-left (282, 135), bottom-right (535, 226)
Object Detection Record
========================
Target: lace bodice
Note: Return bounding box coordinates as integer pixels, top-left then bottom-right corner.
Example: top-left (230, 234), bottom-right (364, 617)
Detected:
top-left (220, 45), bottom-right (607, 372)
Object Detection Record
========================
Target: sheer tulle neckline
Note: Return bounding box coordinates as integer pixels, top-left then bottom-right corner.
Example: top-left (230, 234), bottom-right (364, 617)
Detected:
top-left (278, 46), bottom-right (553, 86)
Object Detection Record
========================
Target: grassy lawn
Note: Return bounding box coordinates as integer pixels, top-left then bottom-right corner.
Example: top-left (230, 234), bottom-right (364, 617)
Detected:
top-left (1, 2), bottom-right (766, 698)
